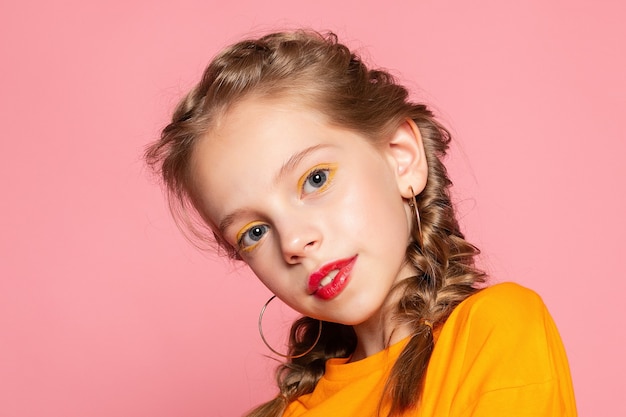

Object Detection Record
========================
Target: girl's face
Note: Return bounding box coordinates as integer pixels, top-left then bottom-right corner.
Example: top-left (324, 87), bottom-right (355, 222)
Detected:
top-left (191, 97), bottom-right (426, 327)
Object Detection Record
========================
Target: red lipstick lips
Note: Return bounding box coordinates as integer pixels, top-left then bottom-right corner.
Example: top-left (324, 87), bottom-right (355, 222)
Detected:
top-left (308, 255), bottom-right (358, 300)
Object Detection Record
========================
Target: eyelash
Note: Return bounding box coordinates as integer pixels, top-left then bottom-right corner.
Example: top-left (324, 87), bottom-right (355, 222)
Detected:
top-left (236, 222), bottom-right (269, 252)
top-left (299, 163), bottom-right (337, 196)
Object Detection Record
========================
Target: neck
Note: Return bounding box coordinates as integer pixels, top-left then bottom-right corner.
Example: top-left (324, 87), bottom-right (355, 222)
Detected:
top-left (349, 263), bottom-right (416, 362)
top-left (350, 314), bottom-right (412, 362)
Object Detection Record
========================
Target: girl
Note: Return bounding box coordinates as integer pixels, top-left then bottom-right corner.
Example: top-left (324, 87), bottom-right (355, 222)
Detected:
top-left (145, 30), bottom-right (576, 416)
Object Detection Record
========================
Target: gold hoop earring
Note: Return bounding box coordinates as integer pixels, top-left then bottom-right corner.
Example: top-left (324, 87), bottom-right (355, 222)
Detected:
top-left (408, 186), bottom-right (424, 250)
top-left (258, 295), bottom-right (322, 359)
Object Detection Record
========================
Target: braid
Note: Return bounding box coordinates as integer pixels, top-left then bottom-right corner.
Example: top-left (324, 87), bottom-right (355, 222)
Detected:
top-left (384, 111), bottom-right (486, 415)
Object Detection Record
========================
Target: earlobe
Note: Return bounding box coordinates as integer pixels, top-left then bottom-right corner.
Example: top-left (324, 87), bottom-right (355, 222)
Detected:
top-left (386, 119), bottom-right (428, 198)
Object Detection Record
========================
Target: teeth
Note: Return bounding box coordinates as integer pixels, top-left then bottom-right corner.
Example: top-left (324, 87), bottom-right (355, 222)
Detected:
top-left (319, 270), bottom-right (339, 288)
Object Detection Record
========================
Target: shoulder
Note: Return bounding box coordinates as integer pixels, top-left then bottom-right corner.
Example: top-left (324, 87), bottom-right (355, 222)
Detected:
top-left (456, 282), bottom-right (546, 323)
top-left (443, 282), bottom-right (551, 345)
top-left (435, 283), bottom-right (560, 383)
top-left (459, 282), bottom-right (545, 314)
top-left (427, 283), bottom-right (577, 415)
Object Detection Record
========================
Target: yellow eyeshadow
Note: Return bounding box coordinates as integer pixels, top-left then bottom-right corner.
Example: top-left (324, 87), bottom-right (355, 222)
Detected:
top-left (236, 221), bottom-right (266, 246)
top-left (239, 244), bottom-right (256, 253)
top-left (297, 163), bottom-right (338, 194)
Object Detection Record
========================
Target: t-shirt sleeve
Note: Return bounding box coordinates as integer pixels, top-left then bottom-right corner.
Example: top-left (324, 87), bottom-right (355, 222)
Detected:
top-left (426, 283), bottom-right (577, 417)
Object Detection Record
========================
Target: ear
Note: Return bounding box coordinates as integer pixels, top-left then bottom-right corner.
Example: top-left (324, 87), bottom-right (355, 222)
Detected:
top-left (384, 119), bottom-right (428, 198)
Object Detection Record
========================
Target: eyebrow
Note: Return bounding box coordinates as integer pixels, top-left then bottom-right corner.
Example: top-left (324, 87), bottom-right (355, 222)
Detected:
top-left (218, 144), bottom-right (332, 235)
top-left (218, 208), bottom-right (249, 237)
top-left (273, 144), bottom-right (331, 184)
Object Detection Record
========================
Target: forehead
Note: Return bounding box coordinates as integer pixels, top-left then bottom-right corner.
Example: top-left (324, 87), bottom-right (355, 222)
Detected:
top-left (197, 97), bottom-right (333, 172)
top-left (190, 98), bottom-right (341, 219)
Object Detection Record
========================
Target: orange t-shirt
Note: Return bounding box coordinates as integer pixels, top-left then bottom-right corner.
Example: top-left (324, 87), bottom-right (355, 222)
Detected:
top-left (283, 283), bottom-right (577, 416)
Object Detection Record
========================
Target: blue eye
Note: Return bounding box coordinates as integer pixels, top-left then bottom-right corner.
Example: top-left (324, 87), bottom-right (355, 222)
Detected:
top-left (302, 169), bottom-right (329, 194)
top-left (239, 224), bottom-right (269, 250)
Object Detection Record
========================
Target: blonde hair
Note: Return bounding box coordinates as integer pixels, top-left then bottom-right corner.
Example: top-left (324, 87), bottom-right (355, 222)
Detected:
top-left (145, 30), bottom-right (486, 416)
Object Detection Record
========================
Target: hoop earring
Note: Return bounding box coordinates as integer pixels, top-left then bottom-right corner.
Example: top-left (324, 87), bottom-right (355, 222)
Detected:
top-left (408, 186), bottom-right (424, 250)
top-left (258, 295), bottom-right (323, 359)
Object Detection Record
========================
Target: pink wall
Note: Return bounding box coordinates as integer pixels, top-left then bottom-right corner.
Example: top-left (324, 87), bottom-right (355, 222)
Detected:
top-left (1, 1), bottom-right (623, 416)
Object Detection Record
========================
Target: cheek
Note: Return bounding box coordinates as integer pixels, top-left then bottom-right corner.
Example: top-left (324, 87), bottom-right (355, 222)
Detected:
top-left (340, 168), bottom-right (409, 245)
top-left (246, 254), bottom-right (295, 300)
top-left (246, 258), bottom-right (277, 289)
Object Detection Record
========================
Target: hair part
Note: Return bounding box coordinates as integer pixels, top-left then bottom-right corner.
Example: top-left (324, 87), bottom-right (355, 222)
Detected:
top-left (145, 29), bottom-right (486, 416)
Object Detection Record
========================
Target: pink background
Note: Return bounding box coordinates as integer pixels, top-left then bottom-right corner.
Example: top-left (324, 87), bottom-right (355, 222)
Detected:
top-left (1, 1), bottom-right (624, 416)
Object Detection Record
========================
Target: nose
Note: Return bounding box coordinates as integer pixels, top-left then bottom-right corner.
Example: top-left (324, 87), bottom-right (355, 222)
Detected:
top-left (277, 218), bottom-right (322, 264)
